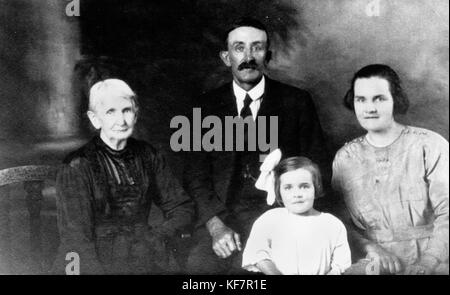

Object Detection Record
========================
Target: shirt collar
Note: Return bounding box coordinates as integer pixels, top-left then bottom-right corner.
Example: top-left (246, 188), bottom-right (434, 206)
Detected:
top-left (232, 75), bottom-right (265, 102)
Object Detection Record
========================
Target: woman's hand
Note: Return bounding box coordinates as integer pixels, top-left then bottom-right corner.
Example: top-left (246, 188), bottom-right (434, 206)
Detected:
top-left (365, 244), bottom-right (403, 274)
top-left (403, 263), bottom-right (432, 275)
top-left (403, 255), bottom-right (439, 275)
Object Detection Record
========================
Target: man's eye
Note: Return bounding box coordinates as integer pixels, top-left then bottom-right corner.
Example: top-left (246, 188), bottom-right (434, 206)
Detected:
top-left (235, 46), bottom-right (244, 52)
top-left (106, 110), bottom-right (113, 115)
top-left (252, 45), bottom-right (262, 51)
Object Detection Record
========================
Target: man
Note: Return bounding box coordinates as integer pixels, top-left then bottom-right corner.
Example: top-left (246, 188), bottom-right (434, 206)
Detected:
top-left (53, 79), bottom-right (194, 274)
top-left (183, 17), bottom-right (330, 274)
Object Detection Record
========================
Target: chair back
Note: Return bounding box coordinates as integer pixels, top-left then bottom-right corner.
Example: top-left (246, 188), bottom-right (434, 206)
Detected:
top-left (0, 165), bottom-right (58, 274)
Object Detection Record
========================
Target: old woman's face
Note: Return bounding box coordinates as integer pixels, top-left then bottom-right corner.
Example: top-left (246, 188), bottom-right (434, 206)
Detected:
top-left (353, 77), bottom-right (395, 134)
top-left (89, 95), bottom-right (137, 145)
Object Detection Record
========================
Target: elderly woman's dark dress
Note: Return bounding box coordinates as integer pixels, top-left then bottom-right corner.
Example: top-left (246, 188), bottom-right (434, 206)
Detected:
top-left (53, 136), bottom-right (194, 274)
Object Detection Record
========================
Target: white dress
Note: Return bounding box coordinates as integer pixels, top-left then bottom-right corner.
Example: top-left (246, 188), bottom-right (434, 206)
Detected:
top-left (242, 208), bottom-right (351, 275)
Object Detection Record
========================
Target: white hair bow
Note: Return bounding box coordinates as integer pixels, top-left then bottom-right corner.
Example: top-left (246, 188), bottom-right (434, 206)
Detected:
top-left (255, 149), bottom-right (282, 205)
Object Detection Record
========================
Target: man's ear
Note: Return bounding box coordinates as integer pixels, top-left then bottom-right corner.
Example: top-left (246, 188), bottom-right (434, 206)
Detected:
top-left (87, 110), bottom-right (101, 130)
top-left (265, 50), bottom-right (272, 64)
top-left (219, 50), bottom-right (231, 67)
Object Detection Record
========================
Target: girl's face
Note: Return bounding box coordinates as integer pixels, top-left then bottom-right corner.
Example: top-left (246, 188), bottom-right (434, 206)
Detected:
top-left (353, 77), bottom-right (395, 134)
top-left (279, 168), bottom-right (315, 215)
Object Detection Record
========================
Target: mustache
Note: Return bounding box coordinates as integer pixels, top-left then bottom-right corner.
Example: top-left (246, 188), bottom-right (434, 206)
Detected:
top-left (238, 60), bottom-right (258, 71)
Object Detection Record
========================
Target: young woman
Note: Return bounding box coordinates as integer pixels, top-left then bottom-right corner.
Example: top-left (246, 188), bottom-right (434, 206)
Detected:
top-left (242, 153), bottom-right (351, 275)
top-left (332, 64), bottom-right (449, 275)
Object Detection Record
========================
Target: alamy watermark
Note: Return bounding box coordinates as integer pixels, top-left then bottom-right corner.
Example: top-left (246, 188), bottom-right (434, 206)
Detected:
top-left (170, 108), bottom-right (278, 161)
top-left (66, 0), bottom-right (80, 17)
top-left (65, 252), bottom-right (80, 275)
top-left (365, 258), bottom-right (381, 275)
top-left (366, 0), bottom-right (381, 17)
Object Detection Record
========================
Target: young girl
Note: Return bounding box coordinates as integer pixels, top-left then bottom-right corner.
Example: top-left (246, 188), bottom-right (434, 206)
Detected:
top-left (242, 151), bottom-right (351, 275)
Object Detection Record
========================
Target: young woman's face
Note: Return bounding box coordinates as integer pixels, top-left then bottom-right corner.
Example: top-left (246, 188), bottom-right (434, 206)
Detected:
top-left (279, 168), bottom-right (315, 215)
top-left (353, 77), bottom-right (395, 133)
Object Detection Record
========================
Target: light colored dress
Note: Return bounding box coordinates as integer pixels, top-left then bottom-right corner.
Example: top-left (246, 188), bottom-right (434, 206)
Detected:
top-left (242, 207), bottom-right (351, 275)
top-left (332, 126), bottom-right (449, 271)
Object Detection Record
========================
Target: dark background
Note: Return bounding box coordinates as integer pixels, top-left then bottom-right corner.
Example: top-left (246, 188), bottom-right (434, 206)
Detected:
top-left (0, 0), bottom-right (448, 274)
top-left (1, 0), bottom-right (448, 168)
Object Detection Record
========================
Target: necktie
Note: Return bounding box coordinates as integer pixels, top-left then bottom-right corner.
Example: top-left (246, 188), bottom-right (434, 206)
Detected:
top-left (238, 93), bottom-right (254, 153)
top-left (240, 94), bottom-right (253, 120)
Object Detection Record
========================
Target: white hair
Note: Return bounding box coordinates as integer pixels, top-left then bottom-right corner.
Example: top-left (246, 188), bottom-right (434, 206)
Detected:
top-left (88, 78), bottom-right (138, 112)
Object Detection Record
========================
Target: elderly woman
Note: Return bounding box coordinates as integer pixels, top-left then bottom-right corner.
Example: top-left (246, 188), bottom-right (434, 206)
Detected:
top-left (53, 79), bottom-right (194, 274)
top-left (332, 64), bottom-right (448, 275)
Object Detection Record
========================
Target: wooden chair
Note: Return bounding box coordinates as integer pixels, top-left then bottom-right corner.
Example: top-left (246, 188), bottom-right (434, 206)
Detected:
top-left (0, 165), bottom-right (58, 274)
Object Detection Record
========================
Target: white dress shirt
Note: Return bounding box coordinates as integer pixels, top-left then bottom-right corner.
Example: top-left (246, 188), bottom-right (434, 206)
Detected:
top-left (232, 76), bottom-right (265, 120)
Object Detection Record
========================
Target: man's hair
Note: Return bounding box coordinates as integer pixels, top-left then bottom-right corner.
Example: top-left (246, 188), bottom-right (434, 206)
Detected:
top-left (88, 78), bottom-right (139, 113)
top-left (343, 64), bottom-right (409, 115)
top-left (223, 16), bottom-right (271, 50)
top-left (273, 157), bottom-right (324, 206)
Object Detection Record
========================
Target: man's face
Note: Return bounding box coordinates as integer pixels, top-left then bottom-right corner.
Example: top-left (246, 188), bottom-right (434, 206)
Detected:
top-left (220, 26), bottom-right (269, 90)
top-left (88, 95), bottom-right (137, 144)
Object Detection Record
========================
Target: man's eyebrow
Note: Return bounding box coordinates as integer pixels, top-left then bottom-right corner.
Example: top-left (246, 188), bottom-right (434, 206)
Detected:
top-left (232, 40), bottom-right (266, 44)
top-left (232, 41), bottom-right (244, 45)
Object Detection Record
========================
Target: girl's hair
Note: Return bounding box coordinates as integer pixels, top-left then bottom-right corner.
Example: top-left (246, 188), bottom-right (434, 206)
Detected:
top-left (273, 156), bottom-right (324, 206)
top-left (343, 64), bottom-right (409, 115)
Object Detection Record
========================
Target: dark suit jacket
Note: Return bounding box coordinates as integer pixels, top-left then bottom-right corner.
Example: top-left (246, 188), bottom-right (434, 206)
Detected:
top-left (183, 77), bottom-right (330, 226)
